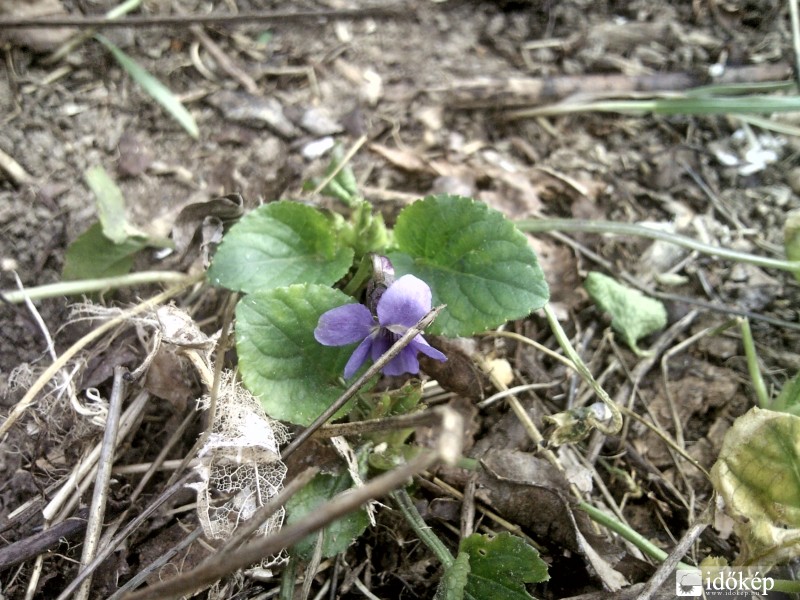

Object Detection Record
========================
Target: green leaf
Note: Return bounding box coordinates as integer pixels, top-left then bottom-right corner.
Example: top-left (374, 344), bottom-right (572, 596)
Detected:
top-left (62, 222), bottom-right (149, 280)
top-left (311, 144), bottom-right (360, 205)
top-left (773, 373), bottom-right (800, 416)
top-left (390, 195), bottom-right (549, 336)
top-left (336, 200), bottom-right (390, 261)
top-left (711, 407), bottom-right (800, 567)
top-left (584, 271), bottom-right (667, 356)
top-left (435, 551), bottom-right (471, 600)
top-left (208, 201), bottom-right (354, 294)
top-left (95, 34), bottom-right (199, 139)
top-left (85, 166), bottom-right (131, 243)
top-left (284, 471), bottom-right (369, 560)
top-left (460, 533), bottom-right (548, 600)
top-left (236, 284), bottom-right (358, 425)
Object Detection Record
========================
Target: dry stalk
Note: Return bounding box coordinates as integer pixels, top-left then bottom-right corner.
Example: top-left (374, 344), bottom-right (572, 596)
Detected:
top-left (75, 366), bottom-right (127, 600)
top-left (637, 521), bottom-right (707, 600)
top-left (42, 390), bottom-right (149, 522)
top-left (55, 474), bottom-right (195, 600)
top-left (0, 278), bottom-right (201, 438)
top-left (123, 406), bottom-right (463, 600)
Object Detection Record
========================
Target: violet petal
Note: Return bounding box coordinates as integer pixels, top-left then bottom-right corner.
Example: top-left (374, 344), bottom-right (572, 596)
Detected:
top-left (344, 335), bottom-right (374, 379)
top-left (377, 274), bottom-right (432, 329)
top-left (370, 330), bottom-right (392, 363)
top-left (314, 303), bottom-right (374, 346)
top-left (383, 346), bottom-right (420, 376)
top-left (410, 335), bottom-right (447, 362)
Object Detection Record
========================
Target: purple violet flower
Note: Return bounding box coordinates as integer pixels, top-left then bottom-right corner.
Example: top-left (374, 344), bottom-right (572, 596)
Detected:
top-left (314, 274), bottom-right (447, 378)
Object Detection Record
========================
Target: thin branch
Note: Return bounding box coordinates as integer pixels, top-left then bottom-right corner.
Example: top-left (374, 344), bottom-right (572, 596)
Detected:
top-left (517, 218), bottom-right (800, 275)
top-left (123, 406), bottom-right (463, 600)
top-left (439, 63), bottom-right (792, 108)
top-left (0, 271), bottom-right (196, 304)
top-left (55, 473), bottom-right (195, 600)
top-left (0, 511), bottom-right (87, 571)
top-left (636, 521), bottom-right (707, 600)
top-left (75, 366), bottom-right (127, 600)
top-left (107, 527), bottom-right (204, 600)
top-left (0, 6), bottom-right (406, 29)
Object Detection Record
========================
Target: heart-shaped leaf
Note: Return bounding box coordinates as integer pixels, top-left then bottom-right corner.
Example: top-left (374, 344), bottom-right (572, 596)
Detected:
top-left (236, 284), bottom-right (357, 425)
top-left (711, 407), bottom-right (800, 567)
top-left (208, 201), bottom-right (353, 294)
top-left (390, 195), bottom-right (549, 336)
top-left (63, 222), bottom-right (150, 280)
top-left (441, 532), bottom-right (548, 600)
top-left (584, 271), bottom-right (667, 356)
top-left (284, 470), bottom-right (370, 560)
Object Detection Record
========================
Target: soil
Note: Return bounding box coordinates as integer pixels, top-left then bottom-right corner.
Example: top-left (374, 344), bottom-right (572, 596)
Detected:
top-left (1, 0), bottom-right (799, 598)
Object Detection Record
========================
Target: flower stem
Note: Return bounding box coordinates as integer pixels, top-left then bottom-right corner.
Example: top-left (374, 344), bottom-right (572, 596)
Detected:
top-left (1, 270), bottom-right (196, 304)
top-left (517, 218), bottom-right (800, 275)
top-left (543, 303), bottom-right (622, 434)
top-left (738, 317), bottom-right (770, 408)
top-left (576, 501), bottom-right (691, 567)
top-left (391, 488), bottom-right (454, 568)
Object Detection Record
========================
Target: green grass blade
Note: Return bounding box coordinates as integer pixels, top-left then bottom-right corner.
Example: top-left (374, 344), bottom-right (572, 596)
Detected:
top-left (508, 94), bottom-right (800, 118)
top-left (685, 80), bottom-right (796, 97)
top-left (95, 34), bottom-right (199, 139)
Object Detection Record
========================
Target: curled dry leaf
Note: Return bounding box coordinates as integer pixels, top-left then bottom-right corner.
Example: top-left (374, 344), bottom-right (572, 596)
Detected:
top-left (477, 449), bottom-right (627, 591)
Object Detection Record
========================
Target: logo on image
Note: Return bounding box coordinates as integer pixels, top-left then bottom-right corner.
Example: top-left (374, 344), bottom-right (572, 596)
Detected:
top-left (676, 571), bottom-right (703, 596)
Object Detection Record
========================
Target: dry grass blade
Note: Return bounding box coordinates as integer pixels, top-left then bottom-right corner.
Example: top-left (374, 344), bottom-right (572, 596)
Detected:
top-left (0, 276), bottom-right (201, 439)
top-left (123, 406), bottom-right (464, 600)
top-left (55, 474), bottom-right (195, 600)
top-left (75, 366), bottom-right (127, 600)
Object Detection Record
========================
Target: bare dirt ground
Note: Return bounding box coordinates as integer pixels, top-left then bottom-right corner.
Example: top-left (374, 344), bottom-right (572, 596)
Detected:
top-left (1, 0), bottom-right (800, 598)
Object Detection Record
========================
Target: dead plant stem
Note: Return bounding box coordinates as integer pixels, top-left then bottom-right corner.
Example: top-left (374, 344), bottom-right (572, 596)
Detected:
top-left (0, 276), bottom-right (201, 439)
top-left (0, 271), bottom-right (195, 304)
top-left (123, 406), bottom-right (462, 600)
top-left (56, 473), bottom-right (195, 600)
top-left (107, 527), bottom-right (204, 600)
top-left (0, 6), bottom-right (406, 28)
top-left (42, 390), bottom-right (149, 521)
top-left (75, 366), bottom-right (127, 600)
top-left (518, 218), bottom-right (800, 275)
top-left (636, 521), bottom-right (707, 600)
top-left (790, 0), bottom-right (800, 88)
